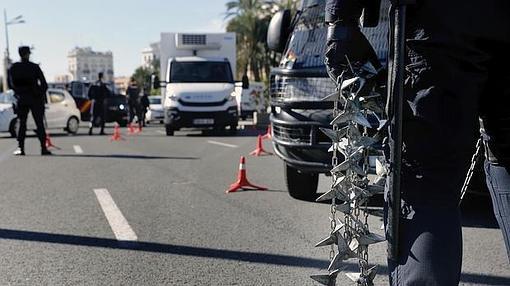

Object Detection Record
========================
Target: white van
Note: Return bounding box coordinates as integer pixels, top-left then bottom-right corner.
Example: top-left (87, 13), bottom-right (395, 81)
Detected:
top-left (155, 33), bottom-right (239, 136)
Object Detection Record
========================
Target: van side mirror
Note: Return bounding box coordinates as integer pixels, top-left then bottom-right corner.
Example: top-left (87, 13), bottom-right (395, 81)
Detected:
top-left (151, 74), bottom-right (161, 89)
top-left (267, 9), bottom-right (292, 53)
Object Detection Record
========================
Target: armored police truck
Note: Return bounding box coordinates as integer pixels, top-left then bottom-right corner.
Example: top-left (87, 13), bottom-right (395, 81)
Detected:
top-left (266, 0), bottom-right (389, 200)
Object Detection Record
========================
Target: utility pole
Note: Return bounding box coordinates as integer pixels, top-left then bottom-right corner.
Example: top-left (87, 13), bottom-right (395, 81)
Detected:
top-left (3, 9), bottom-right (25, 92)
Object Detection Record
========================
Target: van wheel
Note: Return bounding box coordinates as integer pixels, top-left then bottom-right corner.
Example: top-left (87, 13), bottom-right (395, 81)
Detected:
top-left (165, 125), bottom-right (174, 136)
top-left (9, 119), bottom-right (18, 138)
top-left (284, 163), bottom-right (319, 201)
top-left (66, 116), bottom-right (80, 134)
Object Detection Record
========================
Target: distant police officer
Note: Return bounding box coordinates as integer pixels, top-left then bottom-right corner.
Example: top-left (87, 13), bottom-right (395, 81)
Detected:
top-left (126, 77), bottom-right (141, 127)
top-left (8, 46), bottom-right (51, 156)
top-left (88, 72), bottom-right (110, 135)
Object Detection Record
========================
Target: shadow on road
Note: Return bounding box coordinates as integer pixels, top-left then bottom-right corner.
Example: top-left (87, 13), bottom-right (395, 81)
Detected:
top-left (0, 228), bottom-right (327, 269)
top-left (49, 154), bottom-right (199, 160)
top-left (0, 228), bottom-right (508, 284)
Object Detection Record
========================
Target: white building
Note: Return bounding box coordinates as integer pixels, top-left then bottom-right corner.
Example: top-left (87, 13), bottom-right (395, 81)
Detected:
top-left (141, 42), bottom-right (160, 69)
top-left (68, 47), bottom-right (114, 82)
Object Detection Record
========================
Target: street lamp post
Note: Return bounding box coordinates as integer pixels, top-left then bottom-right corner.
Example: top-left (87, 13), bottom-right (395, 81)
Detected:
top-left (2, 9), bottom-right (25, 92)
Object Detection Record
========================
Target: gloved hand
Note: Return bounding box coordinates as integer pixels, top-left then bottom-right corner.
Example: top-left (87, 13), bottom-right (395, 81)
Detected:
top-left (325, 24), bottom-right (380, 84)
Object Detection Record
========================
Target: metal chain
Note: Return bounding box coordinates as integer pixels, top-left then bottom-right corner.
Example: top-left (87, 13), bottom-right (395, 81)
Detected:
top-left (459, 137), bottom-right (483, 205)
top-left (311, 64), bottom-right (387, 286)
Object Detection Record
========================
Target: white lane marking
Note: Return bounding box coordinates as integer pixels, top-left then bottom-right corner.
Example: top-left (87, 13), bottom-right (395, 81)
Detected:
top-left (156, 130), bottom-right (166, 135)
top-left (73, 145), bottom-right (84, 154)
top-left (207, 140), bottom-right (238, 148)
top-left (93, 188), bottom-right (138, 241)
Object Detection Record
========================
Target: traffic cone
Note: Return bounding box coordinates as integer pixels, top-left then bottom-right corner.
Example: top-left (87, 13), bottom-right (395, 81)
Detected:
top-left (250, 135), bottom-right (272, 156)
top-left (45, 133), bottom-right (61, 150)
top-left (226, 156), bottom-right (267, 193)
top-left (261, 125), bottom-right (272, 140)
top-left (110, 123), bottom-right (124, 141)
top-left (127, 123), bottom-right (137, 135)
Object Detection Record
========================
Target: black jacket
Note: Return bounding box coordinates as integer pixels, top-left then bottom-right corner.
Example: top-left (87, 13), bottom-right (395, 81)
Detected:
top-left (325, 0), bottom-right (381, 26)
top-left (8, 60), bottom-right (48, 105)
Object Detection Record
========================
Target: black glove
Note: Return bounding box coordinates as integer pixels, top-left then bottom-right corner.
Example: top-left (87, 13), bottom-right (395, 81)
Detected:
top-left (324, 24), bottom-right (380, 84)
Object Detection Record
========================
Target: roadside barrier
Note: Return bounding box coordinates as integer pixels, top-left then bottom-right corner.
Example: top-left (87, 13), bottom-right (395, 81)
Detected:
top-left (249, 135), bottom-right (273, 156)
top-left (226, 156), bottom-right (267, 193)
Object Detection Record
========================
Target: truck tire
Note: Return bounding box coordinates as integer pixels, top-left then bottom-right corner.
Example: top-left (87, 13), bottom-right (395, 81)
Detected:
top-left (9, 118), bottom-right (18, 138)
top-left (165, 125), bottom-right (174, 136)
top-left (284, 163), bottom-right (319, 201)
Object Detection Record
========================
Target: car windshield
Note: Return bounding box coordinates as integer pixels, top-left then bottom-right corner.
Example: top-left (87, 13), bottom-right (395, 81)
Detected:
top-left (149, 97), bottom-right (161, 105)
top-left (0, 92), bottom-right (15, 103)
top-left (169, 61), bottom-right (233, 83)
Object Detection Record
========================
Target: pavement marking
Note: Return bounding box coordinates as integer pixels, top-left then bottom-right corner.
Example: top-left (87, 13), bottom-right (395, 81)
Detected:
top-left (73, 145), bottom-right (84, 154)
top-left (156, 130), bottom-right (166, 135)
top-left (93, 188), bottom-right (138, 242)
top-left (207, 140), bottom-right (238, 148)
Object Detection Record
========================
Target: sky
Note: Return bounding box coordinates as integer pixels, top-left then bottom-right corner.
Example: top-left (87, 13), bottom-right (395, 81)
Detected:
top-left (1, 0), bottom-right (230, 81)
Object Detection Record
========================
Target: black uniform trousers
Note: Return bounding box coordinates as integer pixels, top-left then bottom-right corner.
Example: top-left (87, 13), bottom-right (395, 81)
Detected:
top-left (386, 0), bottom-right (510, 285)
top-left (17, 103), bottom-right (46, 150)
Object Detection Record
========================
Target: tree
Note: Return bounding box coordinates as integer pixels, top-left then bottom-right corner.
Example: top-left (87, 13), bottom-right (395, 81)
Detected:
top-left (225, 0), bottom-right (298, 82)
top-left (131, 58), bottom-right (160, 95)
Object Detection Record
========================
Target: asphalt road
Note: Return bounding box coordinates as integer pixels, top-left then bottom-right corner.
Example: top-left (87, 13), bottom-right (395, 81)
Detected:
top-left (0, 125), bottom-right (508, 286)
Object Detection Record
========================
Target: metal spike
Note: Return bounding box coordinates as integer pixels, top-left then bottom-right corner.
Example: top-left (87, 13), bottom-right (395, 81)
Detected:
top-left (356, 232), bottom-right (386, 246)
top-left (315, 224), bottom-right (344, 247)
top-left (319, 127), bottom-right (348, 143)
top-left (335, 202), bottom-right (351, 214)
top-left (345, 265), bottom-right (378, 285)
top-left (316, 188), bottom-right (350, 202)
top-left (310, 269), bottom-right (341, 286)
top-left (340, 77), bottom-right (366, 97)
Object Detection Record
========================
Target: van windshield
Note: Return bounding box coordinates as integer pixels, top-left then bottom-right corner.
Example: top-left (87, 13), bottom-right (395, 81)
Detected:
top-left (169, 61), bottom-right (233, 83)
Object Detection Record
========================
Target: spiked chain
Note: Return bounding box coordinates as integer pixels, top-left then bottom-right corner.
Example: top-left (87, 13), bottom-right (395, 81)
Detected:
top-left (311, 63), bottom-right (386, 286)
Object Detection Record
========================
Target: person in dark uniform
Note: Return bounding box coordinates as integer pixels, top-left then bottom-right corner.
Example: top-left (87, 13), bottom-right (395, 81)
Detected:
top-left (8, 46), bottom-right (51, 156)
top-left (88, 72), bottom-right (110, 135)
top-left (139, 88), bottom-right (150, 127)
top-left (324, 0), bottom-right (510, 285)
top-left (126, 77), bottom-right (141, 126)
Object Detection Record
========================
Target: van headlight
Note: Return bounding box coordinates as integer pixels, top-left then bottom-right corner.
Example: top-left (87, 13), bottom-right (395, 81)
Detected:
top-left (119, 104), bottom-right (125, 110)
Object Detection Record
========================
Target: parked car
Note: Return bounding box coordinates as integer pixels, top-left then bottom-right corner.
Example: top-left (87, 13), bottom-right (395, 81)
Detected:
top-left (146, 96), bottom-right (164, 124)
top-left (0, 88), bottom-right (81, 137)
top-left (0, 90), bottom-right (17, 137)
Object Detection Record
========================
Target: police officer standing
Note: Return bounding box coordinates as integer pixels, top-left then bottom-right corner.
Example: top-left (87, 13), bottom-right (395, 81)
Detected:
top-left (8, 46), bottom-right (51, 156)
top-left (324, 0), bottom-right (510, 285)
top-left (126, 77), bottom-right (141, 126)
top-left (88, 72), bottom-right (110, 135)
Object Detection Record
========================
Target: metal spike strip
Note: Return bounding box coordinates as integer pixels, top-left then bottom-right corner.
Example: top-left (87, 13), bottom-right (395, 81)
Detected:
top-left (312, 63), bottom-right (387, 285)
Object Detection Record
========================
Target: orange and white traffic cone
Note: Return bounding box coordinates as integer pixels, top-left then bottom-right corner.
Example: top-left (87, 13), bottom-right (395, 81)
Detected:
top-left (249, 135), bottom-right (272, 156)
top-left (110, 123), bottom-right (125, 141)
top-left (45, 133), bottom-right (61, 150)
top-left (261, 125), bottom-right (272, 140)
top-left (226, 156), bottom-right (267, 193)
top-left (127, 123), bottom-right (137, 135)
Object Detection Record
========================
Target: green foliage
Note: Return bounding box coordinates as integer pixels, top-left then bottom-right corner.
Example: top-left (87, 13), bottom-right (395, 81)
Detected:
top-left (131, 58), bottom-right (160, 95)
top-left (225, 0), bottom-right (298, 82)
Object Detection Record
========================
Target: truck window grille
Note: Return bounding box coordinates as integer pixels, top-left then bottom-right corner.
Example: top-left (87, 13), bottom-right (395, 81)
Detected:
top-left (270, 75), bottom-right (336, 103)
top-left (273, 124), bottom-right (312, 145)
top-left (181, 34), bottom-right (206, 46)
